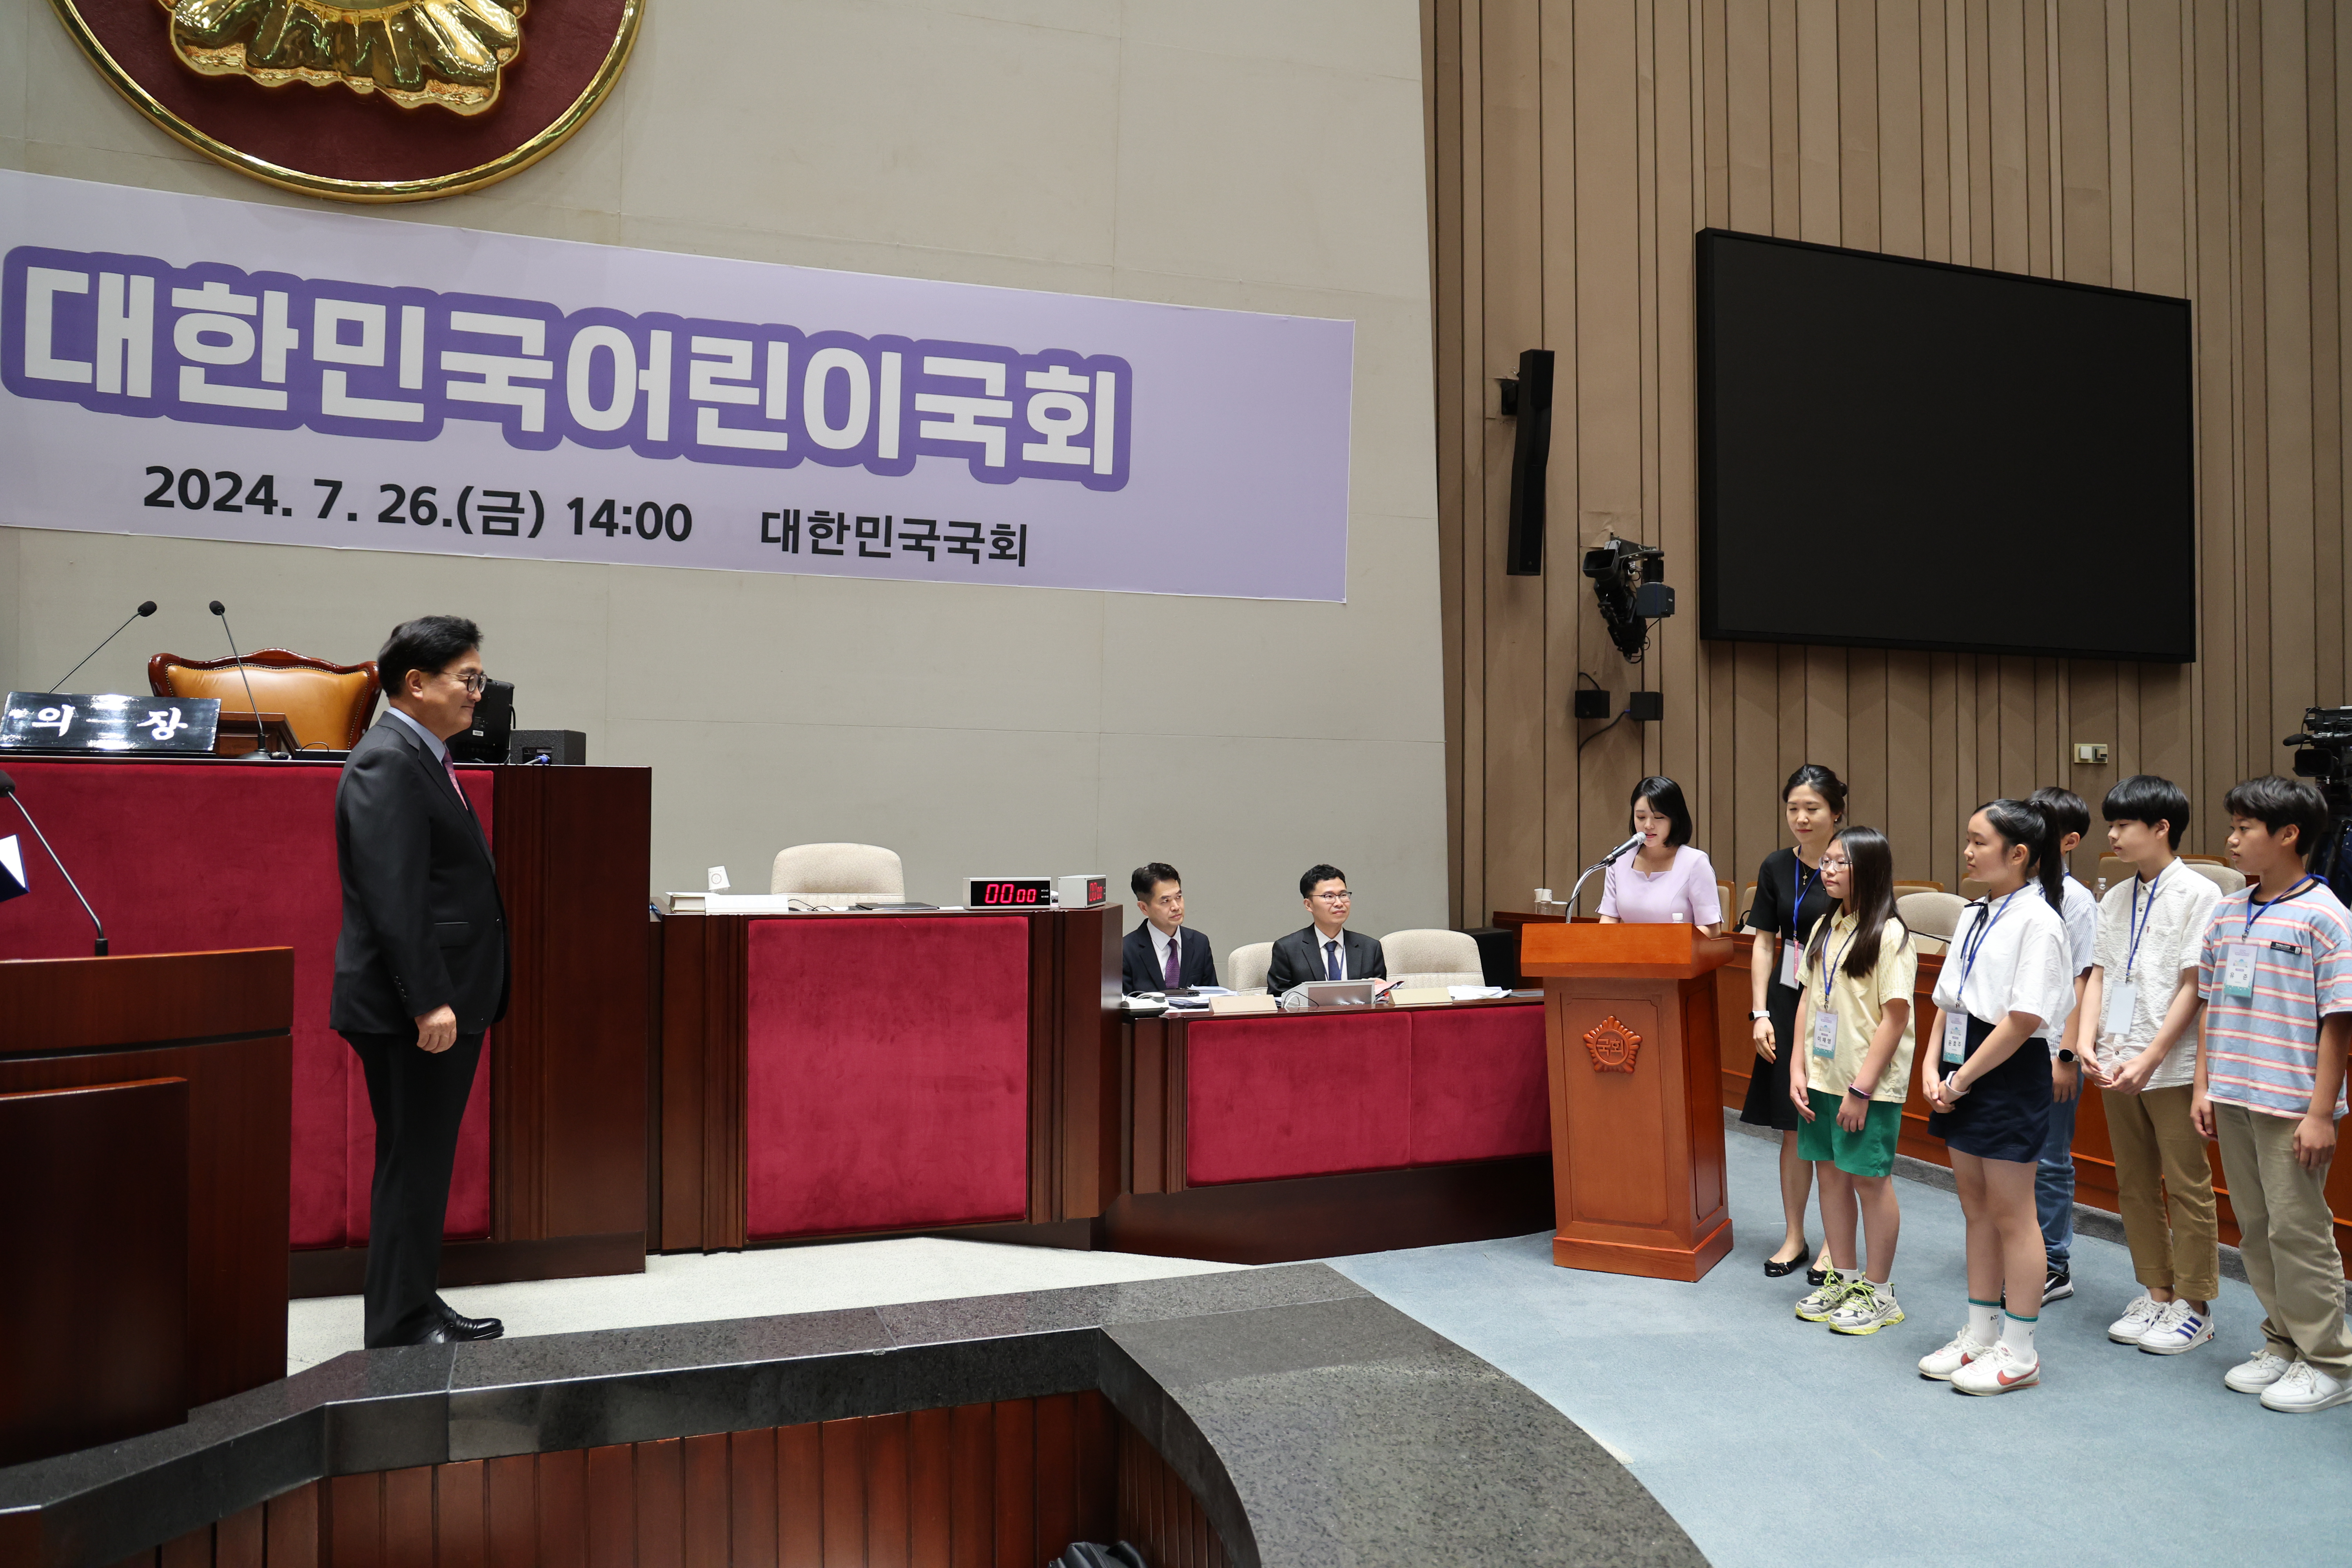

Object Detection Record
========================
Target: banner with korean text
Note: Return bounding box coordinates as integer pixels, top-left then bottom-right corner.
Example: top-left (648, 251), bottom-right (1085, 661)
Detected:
top-left (0, 171), bottom-right (1354, 600)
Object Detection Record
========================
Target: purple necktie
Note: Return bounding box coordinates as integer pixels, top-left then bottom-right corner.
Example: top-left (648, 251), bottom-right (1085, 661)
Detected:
top-left (1325, 939), bottom-right (1341, 981)
top-left (1163, 933), bottom-right (1181, 989)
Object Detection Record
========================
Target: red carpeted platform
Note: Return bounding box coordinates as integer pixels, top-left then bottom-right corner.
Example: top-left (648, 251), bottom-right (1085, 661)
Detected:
top-left (744, 915), bottom-right (1031, 1239)
top-left (0, 759), bottom-right (491, 1248)
top-left (1185, 1003), bottom-right (1549, 1186)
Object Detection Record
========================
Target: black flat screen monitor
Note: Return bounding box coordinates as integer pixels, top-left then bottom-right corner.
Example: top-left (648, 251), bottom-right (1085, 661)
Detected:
top-left (1697, 229), bottom-right (2195, 662)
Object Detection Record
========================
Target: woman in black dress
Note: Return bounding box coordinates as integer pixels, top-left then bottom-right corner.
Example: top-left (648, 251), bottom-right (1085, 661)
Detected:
top-left (1740, 764), bottom-right (1847, 1276)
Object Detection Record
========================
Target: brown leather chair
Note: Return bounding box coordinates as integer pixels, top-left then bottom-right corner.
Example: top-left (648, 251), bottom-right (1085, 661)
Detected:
top-left (149, 650), bottom-right (380, 751)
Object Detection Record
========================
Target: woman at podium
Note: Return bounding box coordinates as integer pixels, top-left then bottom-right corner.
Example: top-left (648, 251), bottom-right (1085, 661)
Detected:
top-left (1596, 777), bottom-right (1724, 934)
top-left (1738, 764), bottom-right (1847, 1280)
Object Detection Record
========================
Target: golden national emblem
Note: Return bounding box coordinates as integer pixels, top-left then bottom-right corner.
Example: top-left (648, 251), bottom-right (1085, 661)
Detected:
top-left (163, 0), bottom-right (527, 114)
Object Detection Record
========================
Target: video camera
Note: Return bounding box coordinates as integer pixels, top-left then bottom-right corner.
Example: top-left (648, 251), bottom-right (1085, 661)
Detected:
top-left (1582, 537), bottom-right (1676, 662)
top-left (2286, 706), bottom-right (2352, 897)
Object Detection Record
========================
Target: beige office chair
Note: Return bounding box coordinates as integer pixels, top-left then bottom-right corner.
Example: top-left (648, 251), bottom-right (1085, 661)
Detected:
top-left (1897, 890), bottom-right (1965, 942)
top-left (1378, 929), bottom-right (1485, 990)
top-left (1892, 879), bottom-right (1946, 895)
top-left (1228, 942), bottom-right (1274, 995)
top-left (770, 842), bottom-right (905, 907)
top-left (2183, 860), bottom-right (2247, 895)
top-left (1958, 878), bottom-right (1990, 902)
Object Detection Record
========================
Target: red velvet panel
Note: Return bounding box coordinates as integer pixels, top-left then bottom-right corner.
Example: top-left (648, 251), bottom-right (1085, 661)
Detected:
top-left (744, 916), bottom-right (1030, 1239)
top-left (1407, 1004), bottom-right (1551, 1165)
top-left (0, 759), bottom-right (492, 1247)
top-left (1183, 1013), bottom-right (1414, 1186)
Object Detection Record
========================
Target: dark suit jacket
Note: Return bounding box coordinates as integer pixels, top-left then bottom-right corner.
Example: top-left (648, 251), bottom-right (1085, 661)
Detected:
top-left (330, 715), bottom-right (511, 1035)
top-left (1122, 924), bottom-right (1219, 994)
top-left (1267, 926), bottom-right (1385, 993)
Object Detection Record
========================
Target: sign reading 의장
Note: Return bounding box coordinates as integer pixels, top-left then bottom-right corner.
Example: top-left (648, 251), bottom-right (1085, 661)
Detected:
top-left (0, 691), bottom-right (221, 753)
top-left (0, 170), bottom-right (1357, 601)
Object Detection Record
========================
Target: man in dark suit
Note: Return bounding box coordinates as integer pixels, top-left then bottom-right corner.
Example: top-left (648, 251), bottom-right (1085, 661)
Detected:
top-left (331, 615), bottom-right (510, 1348)
top-left (1122, 862), bottom-right (1218, 994)
top-left (1267, 863), bottom-right (1386, 993)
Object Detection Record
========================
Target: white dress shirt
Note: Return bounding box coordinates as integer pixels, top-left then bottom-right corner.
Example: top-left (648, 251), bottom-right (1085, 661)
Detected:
top-left (383, 702), bottom-right (448, 761)
top-left (1931, 887), bottom-right (2077, 1042)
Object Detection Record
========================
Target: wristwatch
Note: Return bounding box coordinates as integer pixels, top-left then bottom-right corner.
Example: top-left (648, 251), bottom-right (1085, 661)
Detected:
top-left (1844, 1083), bottom-right (1870, 1098)
top-left (2057, 1048), bottom-right (2078, 1063)
top-left (1749, 1009), bottom-right (1770, 1021)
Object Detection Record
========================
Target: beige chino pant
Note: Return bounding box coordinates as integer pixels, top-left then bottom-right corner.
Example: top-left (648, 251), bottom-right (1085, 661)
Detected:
top-left (2210, 1101), bottom-right (2352, 1379)
top-left (2101, 1084), bottom-right (2221, 1301)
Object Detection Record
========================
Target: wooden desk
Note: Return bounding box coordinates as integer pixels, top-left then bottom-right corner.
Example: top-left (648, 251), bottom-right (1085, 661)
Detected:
top-left (0, 756), bottom-right (652, 1294)
top-left (655, 907), bottom-right (1119, 1250)
top-left (1110, 997), bottom-right (1553, 1263)
top-left (0, 949), bottom-right (290, 1420)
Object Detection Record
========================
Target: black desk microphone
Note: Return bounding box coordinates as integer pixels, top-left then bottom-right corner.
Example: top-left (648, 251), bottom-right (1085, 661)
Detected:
top-left (0, 771), bottom-right (107, 955)
top-left (47, 599), bottom-right (157, 691)
top-left (209, 600), bottom-right (281, 759)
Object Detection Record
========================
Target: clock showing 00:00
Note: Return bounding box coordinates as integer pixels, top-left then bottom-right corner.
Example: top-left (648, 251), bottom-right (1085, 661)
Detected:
top-left (968, 878), bottom-right (1053, 907)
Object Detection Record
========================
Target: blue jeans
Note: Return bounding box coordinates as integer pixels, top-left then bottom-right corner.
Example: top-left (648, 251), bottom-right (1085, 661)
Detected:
top-left (2037, 1090), bottom-right (2078, 1269)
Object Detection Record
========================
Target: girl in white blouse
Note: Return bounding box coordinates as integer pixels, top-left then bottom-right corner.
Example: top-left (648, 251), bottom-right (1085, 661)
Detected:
top-left (1916, 799), bottom-right (2078, 1396)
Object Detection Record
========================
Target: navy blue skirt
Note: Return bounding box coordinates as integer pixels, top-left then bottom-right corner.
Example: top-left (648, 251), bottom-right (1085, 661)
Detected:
top-left (1925, 1013), bottom-right (2052, 1163)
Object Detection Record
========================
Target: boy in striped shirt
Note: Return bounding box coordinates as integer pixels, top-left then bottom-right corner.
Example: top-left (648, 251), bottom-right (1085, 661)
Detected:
top-left (2192, 776), bottom-right (2352, 1413)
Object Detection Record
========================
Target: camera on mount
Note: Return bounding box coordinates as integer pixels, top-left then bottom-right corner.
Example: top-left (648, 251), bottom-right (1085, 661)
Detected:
top-left (1581, 537), bottom-right (1675, 662)
top-left (2285, 707), bottom-right (2352, 898)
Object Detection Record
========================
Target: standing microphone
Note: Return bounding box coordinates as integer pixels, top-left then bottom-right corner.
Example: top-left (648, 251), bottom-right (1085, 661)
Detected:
top-left (209, 600), bottom-right (280, 759)
top-left (47, 600), bottom-right (158, 691)
top-left (1598, 831), bottom-right (1646, 866)
top-left (1564, 833), bottom-right (1651, 917)
top-left (0, 771), bottom-right (107, 956)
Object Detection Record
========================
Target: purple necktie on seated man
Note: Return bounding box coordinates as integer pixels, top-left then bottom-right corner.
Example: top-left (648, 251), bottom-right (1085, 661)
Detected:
top-left (1325, 939), bottom-right (1341, 981)
top-left (1164, 933), bottom-right (1180, 989)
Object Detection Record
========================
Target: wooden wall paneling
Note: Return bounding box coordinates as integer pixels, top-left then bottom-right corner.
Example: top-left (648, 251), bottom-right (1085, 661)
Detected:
top-left (703, 917), bottom-right (749, 1251)
top-left (325, 1474), bottom-right (379, 1568)
top-left (2057, 0), bottom-right (2109, 285)
top-left (435, 1461), bottom-right (486, 1568)
top-left (818, 1420), bottom-right (866, 1568)
top-left (658, 912), bottom-right (706, 1252)
top-left (1727, 0), bottom-right (1774, 230)
top-left (1658, 0), bottom-right (1707, 801)
top-left (586, 1446), bottom-right (634, 1568)
top-left (947, 1405), bottom-right (992, 1568)
top-left (1798, 0), bottom-right (1842, 243)
top-left (1923, 0), bottom-right (1958, 261)
top-left (1032, 1394), bottom-right (1078, 1567)
top-left (1840, 0), bottom-right (1883, 248)
top-left (682, 1434), bottom-right (731, 1568)
top-left (635, 1437), bottom-right (686, 1568)
top-left (990, 1401), bottom-right (1036, 1568)
top-left (908, 1407), bottom-right (954, 1568)
top-left (1431, 0), bottom-right (1465, 927)
top-left (863, 1414), bottom-right (912, 1568)
top-left (2106, 0), bottom-right (2134, 289)
top-left (538, 1445), bottom-right (590, 1568)
top-left (728, 1427), bottom-right (782, 1568)
top-left (2263, 0), bottom-right (2317, 756)
top-left (266, 1485), bottom-right (318, 1568)
top-left (780, 1422), bottom-right (826, 1568)
top-left (1771, 0), bottom-right (1804, 237)
top-left (1987, 0), bottom-right (2031, 273)
top-left (2312, 2), bottom-right (2345, 706)
top-left (486, 1454), bottom-right (536, 1568)
top-left (1847, 650), bottom-right (1887, 830)
top-left (1883, 0), bottom-right (1927, 260)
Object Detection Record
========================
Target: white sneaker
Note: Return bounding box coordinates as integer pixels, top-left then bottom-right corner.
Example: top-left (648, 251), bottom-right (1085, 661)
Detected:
top-left (2225, 1349), bottom-right (2295, 1393)
top-left (2261, 1361), bottom-right (2352, 1414)
top-left (1795, 1270), bottom-right (1857, 1322)
top-left (1952, 1341), bottom-right (2041, 1395)
top-left (2138, 1300), bottom-right (2214, 1356)
top-left (2107, 1294), bottom-right (2165, 1344)
top-left (1918, 1328), bottom-right (1994, 1381)
top-left (1828, 1282), bottom-right (1905, 1336)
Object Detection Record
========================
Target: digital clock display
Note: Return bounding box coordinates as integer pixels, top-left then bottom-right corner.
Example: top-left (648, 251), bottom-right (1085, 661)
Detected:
top-left (967, 877), bottom-right (1053, 908)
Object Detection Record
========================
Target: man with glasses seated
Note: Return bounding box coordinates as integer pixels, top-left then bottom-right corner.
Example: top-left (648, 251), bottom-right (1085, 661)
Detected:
top-left (1267, 863), bottom-right (1387, 993)
top-left (330, 615), bottom-right (510, 1348)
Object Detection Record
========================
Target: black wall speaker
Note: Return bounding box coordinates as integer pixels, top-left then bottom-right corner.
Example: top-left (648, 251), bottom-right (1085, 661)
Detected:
top-left (1504, 348), bottom-right (1555, 576)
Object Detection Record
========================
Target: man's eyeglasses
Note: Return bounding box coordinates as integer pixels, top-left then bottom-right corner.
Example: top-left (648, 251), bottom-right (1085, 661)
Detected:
top-left (1314, 890), bottom-right (1353, 904)
top-left (446, 670), bottom-right (493, 695)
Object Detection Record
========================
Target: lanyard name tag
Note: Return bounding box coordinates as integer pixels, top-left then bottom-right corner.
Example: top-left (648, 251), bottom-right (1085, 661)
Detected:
top-left (2100, 979), bottom-right (2137, 1037)
top-left (2224, 946), bottom-right (2258, 1000)
top-left (1779, 941), bottom-right (1800, 988)
top-left (1942, 1012), bottom-right (1969, 1065)
top-left (1811, 1011), bottom-right (1838, 1058)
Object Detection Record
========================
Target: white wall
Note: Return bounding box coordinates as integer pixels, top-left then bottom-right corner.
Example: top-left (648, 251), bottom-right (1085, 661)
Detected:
top-left (0, 0), bottom-right (1447, 954)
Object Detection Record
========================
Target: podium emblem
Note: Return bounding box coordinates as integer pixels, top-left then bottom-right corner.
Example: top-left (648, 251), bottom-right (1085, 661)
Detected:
top-left (1582, 1015), bottom-right (1642, 1073)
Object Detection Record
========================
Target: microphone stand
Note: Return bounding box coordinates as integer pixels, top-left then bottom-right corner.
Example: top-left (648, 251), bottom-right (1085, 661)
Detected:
top-left (0, 777), bottom-right (107, 955)
top-left (1563, 837), bottom-right (1646, 919)
top-left (211, 601), bottom-right (280, 759)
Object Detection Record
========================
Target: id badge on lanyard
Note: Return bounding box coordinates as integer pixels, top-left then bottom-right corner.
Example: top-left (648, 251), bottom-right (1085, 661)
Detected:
top-left (1779, 941), bottom-right (1800, 989)
top-left (2100, 979), bottom-right (2138, 1036)
top-left (1942, 1011), bottom-right (1969, 1065)
top-left (2224, 945), bottom-right (2258, 1000)
top-left (1810, 1011), bottom-right (1838, 1059)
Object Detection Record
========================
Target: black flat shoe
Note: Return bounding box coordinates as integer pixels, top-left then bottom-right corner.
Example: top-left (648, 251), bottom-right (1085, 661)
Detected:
top-left (1765, 1244), bottom-right (1810, 1278)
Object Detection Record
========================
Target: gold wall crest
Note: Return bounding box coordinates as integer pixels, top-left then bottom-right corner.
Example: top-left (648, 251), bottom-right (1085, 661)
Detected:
top-left (165, 0), bottom-right (526, 115)
top-left (46, 0), bottom-right (640, 201)
top-left (1582, 1015), bottom-right (1642, 1074)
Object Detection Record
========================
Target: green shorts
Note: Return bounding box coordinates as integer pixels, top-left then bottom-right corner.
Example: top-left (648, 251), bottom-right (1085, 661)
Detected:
top-left (1797, 1090), bottom-right (1902, 1178)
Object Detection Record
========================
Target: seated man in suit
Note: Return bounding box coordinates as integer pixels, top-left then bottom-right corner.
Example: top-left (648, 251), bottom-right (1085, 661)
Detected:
top-left (1267, 863), bottom-right (1386, 993)
top-left (1122, 862), bottom-right (1218, 993)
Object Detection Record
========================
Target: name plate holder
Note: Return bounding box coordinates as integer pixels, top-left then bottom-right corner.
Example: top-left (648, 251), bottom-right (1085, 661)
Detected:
top-left (0, 692), bottom-right (221, 754)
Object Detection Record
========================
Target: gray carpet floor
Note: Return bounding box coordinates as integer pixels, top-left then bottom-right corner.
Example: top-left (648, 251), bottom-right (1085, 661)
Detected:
top-left (1332, 1129), bottom-right (2352, 1568)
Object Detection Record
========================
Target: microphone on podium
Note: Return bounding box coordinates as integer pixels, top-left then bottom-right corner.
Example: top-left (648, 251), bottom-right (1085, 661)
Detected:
top-left (210, 600), bottom-right (281, 759)
top-left (46, 599), bottom-right (157, 691)
top-left (1597, 831), bottom-right (1646, 866)
top-left (0, 771), bottom-right (108, 956)
top-left (1563, 833), bottom-right (1650, 918)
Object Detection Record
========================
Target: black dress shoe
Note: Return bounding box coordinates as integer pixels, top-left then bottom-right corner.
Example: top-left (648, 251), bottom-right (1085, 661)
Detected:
top-left (1765, 1241), bottom-right (1810, 1278)
top-left (437, 1298), bottom-right (505, 1341)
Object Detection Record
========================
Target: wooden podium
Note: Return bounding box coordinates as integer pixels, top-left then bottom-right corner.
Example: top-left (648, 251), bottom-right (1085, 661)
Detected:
top-left (1521, 922), bottom-right (1736, 1281)
top-left (0, 949), bottom-right (292, 1462)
